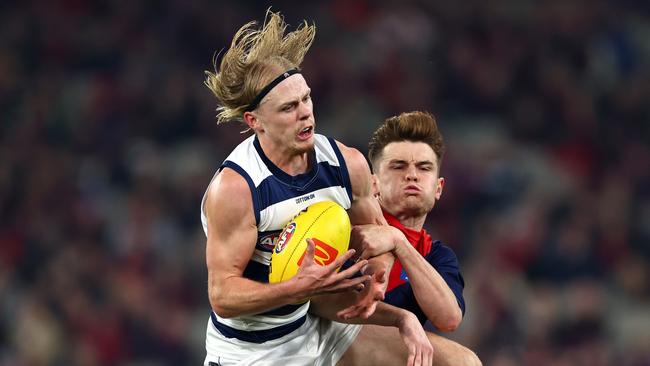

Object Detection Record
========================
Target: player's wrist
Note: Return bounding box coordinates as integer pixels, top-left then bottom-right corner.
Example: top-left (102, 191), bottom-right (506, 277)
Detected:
top-left (392, 230), bottom-right (411, 258)
top-left (282, 276), bottom-right (311, 303)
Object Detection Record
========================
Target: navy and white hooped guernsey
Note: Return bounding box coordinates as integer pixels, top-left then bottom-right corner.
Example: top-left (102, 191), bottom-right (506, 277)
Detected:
top-left (200, 133), bottom-right (353, 344)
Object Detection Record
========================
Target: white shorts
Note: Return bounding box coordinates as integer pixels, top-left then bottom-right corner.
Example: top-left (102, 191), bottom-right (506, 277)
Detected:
top-left (204, 314), bottom-right (361, 366)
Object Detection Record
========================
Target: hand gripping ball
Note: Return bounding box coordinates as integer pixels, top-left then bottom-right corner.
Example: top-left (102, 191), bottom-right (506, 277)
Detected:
top-left (269, 201), bottom-right (351, 283)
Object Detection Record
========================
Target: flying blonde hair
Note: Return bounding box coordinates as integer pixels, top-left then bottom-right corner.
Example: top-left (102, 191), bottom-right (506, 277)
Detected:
top-left (205, 10), bottom-right (316, 124)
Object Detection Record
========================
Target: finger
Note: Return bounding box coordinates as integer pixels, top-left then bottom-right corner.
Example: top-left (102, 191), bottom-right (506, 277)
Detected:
top-left (360, 302), bottom-right (377, 319)
top-left (336, 307), bottom-right (357, 320)
top-left (334, 282), bottom-right (365, 293)
top-left (324, 276), bottom-right (368, 293)
top-left (301, 238), bottom-right (316, 267)
top-left (407, 351), bottom-right (415, 366)
top-left (328, 248), bottom-right (357, 270)
top-left (299, 238), bottom-right (316, 269)
top-left (414, 349), bottom-right (422, 366)
top-left (332, 260), bottom-right (368, 281)
top-left (374, 268), bottom-right (387, 283)
top-left (336, 304), bottom-right (364, 320)
top-left (342, 310), bottom-right (363, 320)
top-left (369, 282), bottom-right (385, 301)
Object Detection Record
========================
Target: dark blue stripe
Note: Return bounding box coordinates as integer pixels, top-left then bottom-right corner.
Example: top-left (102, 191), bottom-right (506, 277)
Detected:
top-left (257, 230), bottom-right (282, 252)
top-left (259, 302), bottom-right (306, 316)
top-left (256, 162), bottom-right (348, 211)
top-left (210, 311), bottom-right (307, 343)
top-left (221, 161), bottom-right (260, 225)
top-left (242, 256), bottom-right (307, 315)
top-left (327, 137), bottom-right (353, 203)
top-left (253, 135), bottom-right (318, 187)
top-left (242, 260), bottom-right (269, 283)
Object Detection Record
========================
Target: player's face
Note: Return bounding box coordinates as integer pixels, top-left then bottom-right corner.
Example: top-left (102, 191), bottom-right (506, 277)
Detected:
top-left (374, 141), bottom-right (444, 219)
top-left (251, 74), bottom-right (315, 154)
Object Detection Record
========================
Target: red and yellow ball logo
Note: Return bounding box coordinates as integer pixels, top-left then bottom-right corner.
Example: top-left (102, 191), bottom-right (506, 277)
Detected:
top-left (269, 201), bottom-right (351, 284)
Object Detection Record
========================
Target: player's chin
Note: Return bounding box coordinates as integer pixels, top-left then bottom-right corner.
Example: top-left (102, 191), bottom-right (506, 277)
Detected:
top-left (402, 198), bottom-right (431, 214)
top-left (294, 138), bottom-right (314, 152)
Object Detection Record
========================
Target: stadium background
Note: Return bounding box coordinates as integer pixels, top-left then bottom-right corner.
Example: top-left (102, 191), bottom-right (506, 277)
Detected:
top-left (1, 0), bottom-right (649, 365)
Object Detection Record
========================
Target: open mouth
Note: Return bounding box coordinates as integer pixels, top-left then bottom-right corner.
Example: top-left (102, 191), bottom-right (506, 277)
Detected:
top-left (298, 126), bottom-right (313, 140)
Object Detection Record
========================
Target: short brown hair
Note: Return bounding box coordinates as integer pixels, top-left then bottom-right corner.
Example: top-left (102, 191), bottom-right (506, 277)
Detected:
top-left (368, 111), bottom-right (445, 170)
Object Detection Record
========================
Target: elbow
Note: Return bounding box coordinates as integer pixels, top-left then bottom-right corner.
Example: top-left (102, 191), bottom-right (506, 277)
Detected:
top-left (435, 320), bottom-right (459, 333)
top-left (432, 309), bottom-right (462, 332)
top-left (209, 288), bottom-right (236, 319)
top-left (211, 303), bottom-right (235, 319)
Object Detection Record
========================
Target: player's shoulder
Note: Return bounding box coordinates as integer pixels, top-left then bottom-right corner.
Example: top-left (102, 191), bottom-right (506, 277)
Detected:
top-left (427, 240), bottom-right (460, 264)
top-left (331, 139), bottom-right (374, 202)
top-left (332, 139), bottom-right (370, 174)
top-left (205, 167), bottom-right (252, 215)
top-left (333, 139), bottom-right (364, 160)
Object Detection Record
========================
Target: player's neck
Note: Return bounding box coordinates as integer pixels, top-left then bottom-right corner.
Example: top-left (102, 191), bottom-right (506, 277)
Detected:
top-left (259, 139), bottom-right (312, 175)
top-left (395, 214), bottom-right (426, 232)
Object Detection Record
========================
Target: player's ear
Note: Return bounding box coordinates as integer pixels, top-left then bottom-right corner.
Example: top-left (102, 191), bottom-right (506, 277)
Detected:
top-left (243, 111), bottom-right (260, 131)
top-left (371, 174), bottom-right (380, 198)
top-left (435, 177), bottom-right (444, 200)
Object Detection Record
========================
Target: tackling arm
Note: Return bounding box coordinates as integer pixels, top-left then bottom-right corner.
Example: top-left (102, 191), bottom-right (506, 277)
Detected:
top-left (393, 233), bottom-right (462, 331)
top-left (351, 223), bottom-right (462, 331)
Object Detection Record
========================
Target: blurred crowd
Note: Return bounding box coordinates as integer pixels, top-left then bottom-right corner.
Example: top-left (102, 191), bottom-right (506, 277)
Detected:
top-left (1, 0), bottom-right (649, 365)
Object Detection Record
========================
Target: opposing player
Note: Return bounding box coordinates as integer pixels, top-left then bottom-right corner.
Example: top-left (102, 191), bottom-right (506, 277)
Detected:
top-left (352, 111), bottom-right (481, 365)
top-left (201, 11), bottom-right (436, 366)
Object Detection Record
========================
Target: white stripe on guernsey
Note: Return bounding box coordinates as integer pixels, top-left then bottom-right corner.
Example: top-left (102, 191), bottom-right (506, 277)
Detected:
top-left (258, 187), bottom-right (352, 232)
top-left (227, 135), bottom-right (271, 186)
top-left (201, 134), bottom-right (349, 237)
top-left (313, 135), bottom-right (340, 167)
top-left (251, 249), bottom-right (272, 265)
top-left (214, 301), bottom-right (310, 331)
top-left (225, 134), bottom-right (340, 187)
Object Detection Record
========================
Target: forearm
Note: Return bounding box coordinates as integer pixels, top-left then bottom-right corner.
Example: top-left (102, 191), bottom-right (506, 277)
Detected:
top-left (311, 293), bottom-right (406, 327)
top-left (394, 240), bottom-right (462, 331)
top-left (210, 246), bottom-right (369, 318)
top-left (309, 292), bottom-right (354, 320)
top-left (365, 252), bottom-right (394, 283)
top-left (344, 301), bottom-right (410, 327)
top-left (209, 274), bottom-right (303, 318)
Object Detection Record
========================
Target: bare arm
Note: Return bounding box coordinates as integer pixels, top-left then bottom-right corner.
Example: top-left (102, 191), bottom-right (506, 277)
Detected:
top-left (205, 168), bottom-right (369, 318)
top-left (393, 230), bottom-right (462, 331)
top-left (311, 293), bottom-right (433, 366)
top-left (352, 223), bottom-right (462, 331)
top-left (337, 141), bottom-right (393, 262)
top-left (309, 142), bottom-right (395, 319)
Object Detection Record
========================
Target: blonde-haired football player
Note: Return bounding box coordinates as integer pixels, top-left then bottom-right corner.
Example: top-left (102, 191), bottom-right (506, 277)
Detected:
top-left (201, 11), bottom-right (476, 366)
